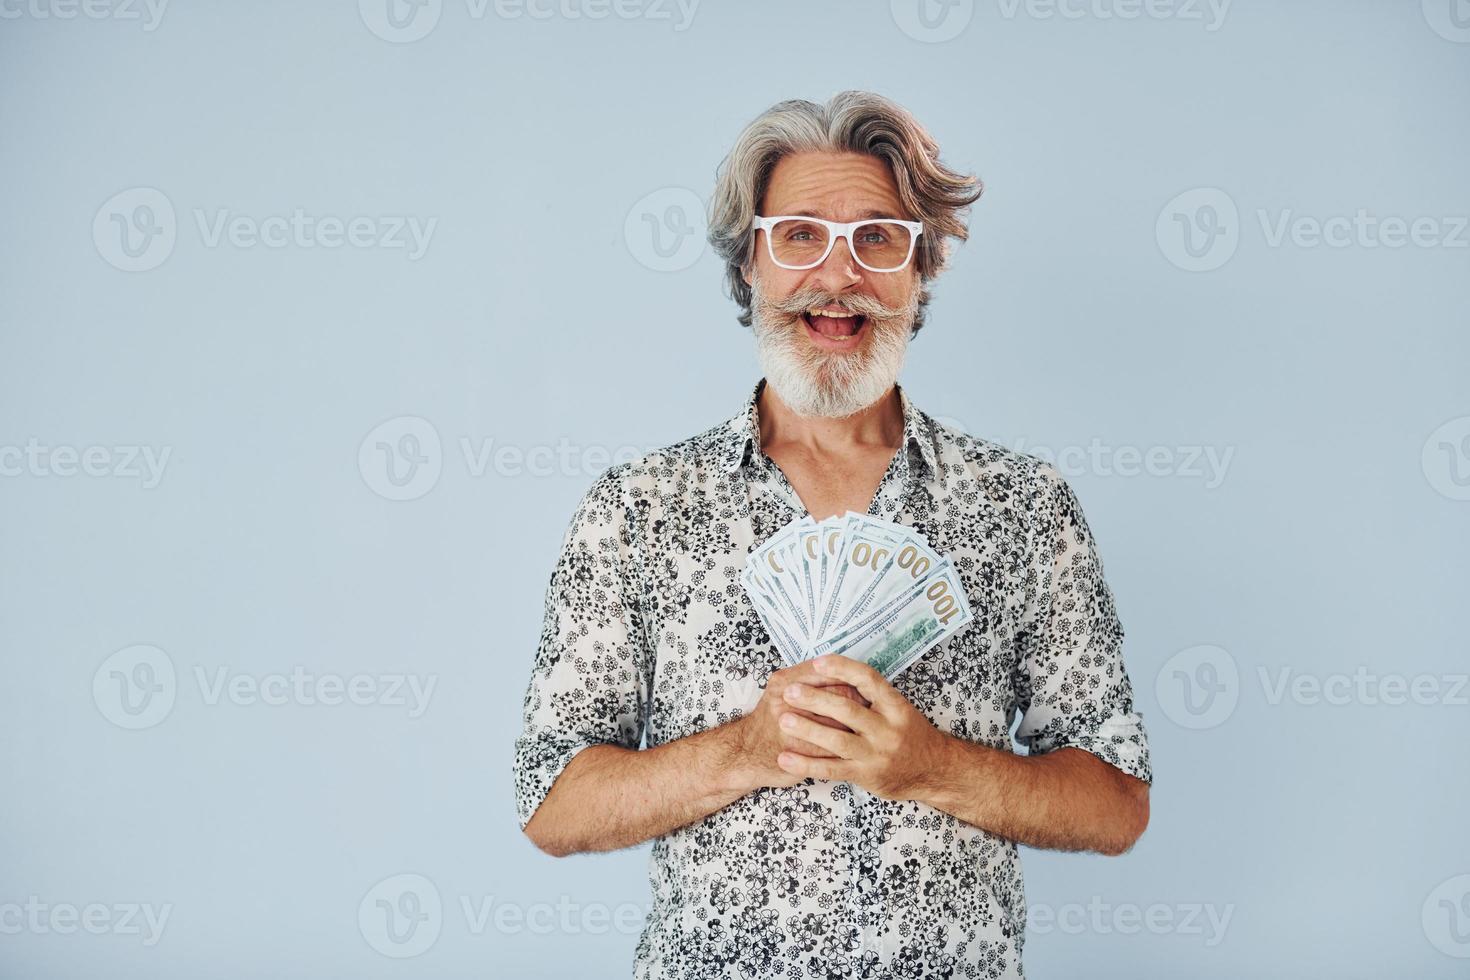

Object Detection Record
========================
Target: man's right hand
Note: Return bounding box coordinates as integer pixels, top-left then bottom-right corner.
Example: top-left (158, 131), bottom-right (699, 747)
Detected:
top-left (727, 660), bottom-right (869, 791)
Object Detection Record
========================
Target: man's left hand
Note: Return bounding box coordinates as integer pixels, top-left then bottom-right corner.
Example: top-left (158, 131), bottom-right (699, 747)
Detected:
top-left (775, 654), bottom-right (950, 800)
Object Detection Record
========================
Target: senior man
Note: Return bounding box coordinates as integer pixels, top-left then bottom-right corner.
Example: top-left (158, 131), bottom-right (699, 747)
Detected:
top-left (512, 90), bottom-right (1152, 980)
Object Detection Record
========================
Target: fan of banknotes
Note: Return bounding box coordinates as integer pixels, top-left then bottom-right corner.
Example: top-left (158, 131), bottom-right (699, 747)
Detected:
top-left (741, 512), bottom-right (973, 680)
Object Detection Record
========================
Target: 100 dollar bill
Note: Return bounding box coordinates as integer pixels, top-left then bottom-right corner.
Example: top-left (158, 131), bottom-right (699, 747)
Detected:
top-left (810, 560), bottom-right (973, 678)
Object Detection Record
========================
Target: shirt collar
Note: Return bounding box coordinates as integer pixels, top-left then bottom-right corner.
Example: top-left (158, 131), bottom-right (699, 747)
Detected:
top-left (718, 378), bottom-right (939, 476)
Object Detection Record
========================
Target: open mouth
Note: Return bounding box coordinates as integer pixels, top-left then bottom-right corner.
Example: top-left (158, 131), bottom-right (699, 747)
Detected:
top-left (801, 310), bottom-right (868, 343)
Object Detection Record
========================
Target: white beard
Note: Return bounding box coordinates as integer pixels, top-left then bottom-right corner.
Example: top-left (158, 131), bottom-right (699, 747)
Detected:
top-left (749, 273), bottom-right (916, 419)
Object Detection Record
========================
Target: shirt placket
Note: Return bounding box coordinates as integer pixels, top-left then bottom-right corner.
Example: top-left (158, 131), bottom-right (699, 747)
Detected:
top-left (740, 438), bottom-right (922, 962)
top-left (859, 452), bottom-right (919, 959)
top-left (756, 455), bottom-right (807, 520)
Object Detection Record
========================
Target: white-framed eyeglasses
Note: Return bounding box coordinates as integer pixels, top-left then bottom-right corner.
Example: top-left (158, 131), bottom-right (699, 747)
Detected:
top-left (751, 214), bottom-right (925, 273)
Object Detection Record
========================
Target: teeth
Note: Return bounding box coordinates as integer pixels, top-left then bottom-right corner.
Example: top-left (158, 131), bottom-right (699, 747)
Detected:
top-left (808, 309), bottom-right (857, 318)
top-left (805, 311), bottom-right (862, 341)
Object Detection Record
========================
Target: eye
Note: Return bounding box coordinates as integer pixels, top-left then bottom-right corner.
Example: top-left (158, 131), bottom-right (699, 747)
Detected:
top-left (779, 222), bottom-right (823, 242)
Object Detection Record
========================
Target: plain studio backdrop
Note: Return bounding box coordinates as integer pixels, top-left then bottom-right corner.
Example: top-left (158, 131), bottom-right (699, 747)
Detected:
top-left (2, 1), bottom-right (1467, 977)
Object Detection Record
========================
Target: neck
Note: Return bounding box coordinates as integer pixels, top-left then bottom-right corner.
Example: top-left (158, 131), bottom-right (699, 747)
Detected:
top-left (757, 380), bottom-right (904, 458)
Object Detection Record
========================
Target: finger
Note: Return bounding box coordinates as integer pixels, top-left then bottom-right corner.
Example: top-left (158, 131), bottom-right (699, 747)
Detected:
top-left (811, 655), bottom-right (897, 712)
top-left (789, 705), bottom-right (854, 733)
top-left (785, 734), bottom-right (841, 758)
top-left (778, 659), bottom-right (867, 693)
top-left (825, 683), bottom-right (872, 708)
top-left (783, 683), bottom-right (879, 735)
top-left (779, 660), bottom-right (856, 690)
top-left (779, 711), bottom-right (863, 758)
top-left (776, 750), bottom-right (853, 782)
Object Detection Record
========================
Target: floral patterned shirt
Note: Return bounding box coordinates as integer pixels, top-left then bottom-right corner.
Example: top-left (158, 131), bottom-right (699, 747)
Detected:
top-left (513, 377), bottom-right (1153, 979)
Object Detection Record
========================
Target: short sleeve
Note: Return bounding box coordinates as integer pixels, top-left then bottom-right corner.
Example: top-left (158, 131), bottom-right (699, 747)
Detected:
top-left (1011, 464), bottom-right (1152, 784)
top-left (512, 466), bottom-right (652, 832)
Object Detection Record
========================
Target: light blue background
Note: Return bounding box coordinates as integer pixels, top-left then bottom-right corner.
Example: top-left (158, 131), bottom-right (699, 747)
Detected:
top-left (2, 0), bottom-right (1467, 977)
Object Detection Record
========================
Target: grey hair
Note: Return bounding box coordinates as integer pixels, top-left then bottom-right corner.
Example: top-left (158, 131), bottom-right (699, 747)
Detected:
top-left (707, 90), bottom-right (983, 337)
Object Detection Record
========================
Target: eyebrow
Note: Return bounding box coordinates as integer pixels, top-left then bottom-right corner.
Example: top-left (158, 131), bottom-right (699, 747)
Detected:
top-left (772, 207), bottom-right (900, 221)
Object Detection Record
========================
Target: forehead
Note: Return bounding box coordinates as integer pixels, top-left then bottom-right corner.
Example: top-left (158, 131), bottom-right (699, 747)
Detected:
top-left (761, 151), bottom-right (907, 220)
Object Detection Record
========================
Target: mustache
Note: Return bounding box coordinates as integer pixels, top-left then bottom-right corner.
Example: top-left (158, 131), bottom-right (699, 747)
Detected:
top-left (760, 284), bottom-right (916, 321)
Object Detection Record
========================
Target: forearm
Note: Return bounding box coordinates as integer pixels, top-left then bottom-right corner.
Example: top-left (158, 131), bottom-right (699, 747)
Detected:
top-left (523, 720), bottom-right (755, 857)
top-left (917, 739), bottom-right (1149, 856)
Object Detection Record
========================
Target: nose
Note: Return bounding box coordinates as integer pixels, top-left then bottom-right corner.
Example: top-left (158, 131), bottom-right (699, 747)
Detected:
top-left (808, 233), bottom-right (864, 293)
